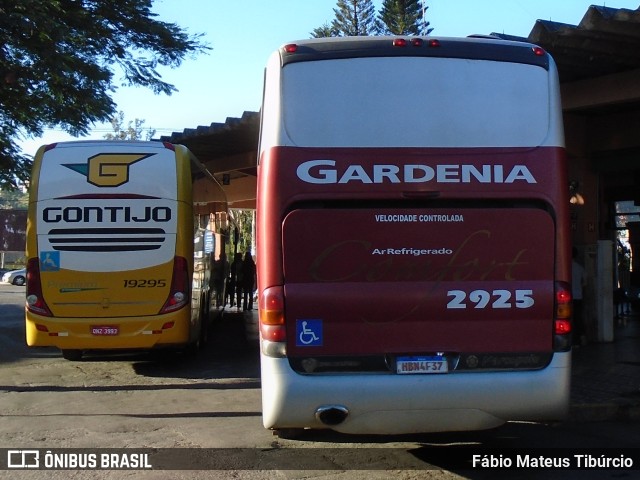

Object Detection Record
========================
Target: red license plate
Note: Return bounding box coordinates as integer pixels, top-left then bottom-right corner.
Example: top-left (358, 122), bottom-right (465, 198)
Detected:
top-left (91, 326), bottom-right (119, 336)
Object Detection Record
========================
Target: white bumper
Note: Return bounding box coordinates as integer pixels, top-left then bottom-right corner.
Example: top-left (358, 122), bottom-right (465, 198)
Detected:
top-left (261, 352), bottom-right (571, 434)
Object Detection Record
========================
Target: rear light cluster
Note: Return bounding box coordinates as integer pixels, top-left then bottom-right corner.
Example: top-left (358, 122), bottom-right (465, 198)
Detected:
top-left (554, 281), bottom-right (572, 351)
top-left (159, 256), bottom-right (190, 314)
top-left (259, 286), bottom-right (287, 357)
top-left (26, 258), bottom-right (52, 317)
top-left (392, 37), bottom-right (440, 48)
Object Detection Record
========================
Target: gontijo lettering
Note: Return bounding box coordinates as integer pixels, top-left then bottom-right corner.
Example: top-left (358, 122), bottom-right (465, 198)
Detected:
top-left (297, 160), bottom-right (537, 185)
top-left (42, 206), bottom-right (172, 223)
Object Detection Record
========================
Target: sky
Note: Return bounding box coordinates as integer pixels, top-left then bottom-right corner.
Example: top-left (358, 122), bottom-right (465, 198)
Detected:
top-left (18, 0), bottom-right (640, 156)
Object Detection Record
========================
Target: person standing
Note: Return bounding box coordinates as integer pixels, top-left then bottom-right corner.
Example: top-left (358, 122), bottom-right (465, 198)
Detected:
top-left (242, 252), bottom-right (256, 311)
top-left (230, 253), bottom-right (243, 311)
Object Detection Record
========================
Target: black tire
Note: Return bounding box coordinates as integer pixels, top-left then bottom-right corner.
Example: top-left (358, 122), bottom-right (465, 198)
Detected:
top-left (61, 349), bottom-right (83, 361)
top-left (13, 275), bottom-right (25, 286)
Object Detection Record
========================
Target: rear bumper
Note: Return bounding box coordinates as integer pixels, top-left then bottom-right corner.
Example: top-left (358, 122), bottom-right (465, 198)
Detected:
top-left (261, 351), bottom-right (571, 434)
top-left (25, 309), bottom-right (191, 350)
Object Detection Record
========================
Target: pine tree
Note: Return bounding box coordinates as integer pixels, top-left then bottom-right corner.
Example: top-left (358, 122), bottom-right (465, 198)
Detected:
top-left (331, 0), bottom-right (381, 36)
top-left (379, 0), bottom-right (434, 36)
top-left (310, 22), bottom-right (339, 38)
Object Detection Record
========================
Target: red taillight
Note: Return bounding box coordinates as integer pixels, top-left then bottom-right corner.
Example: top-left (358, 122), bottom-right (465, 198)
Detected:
top-left (160, 257), bottom-right (190, 314)
top-left (26, 258), bottom-right (52, 317)
top-left (532, 46), bottom-right (546, 56)
top-left (283, 43), bottom-right (298, 53)
top-left (259, 286), bottom-right (286, 343)
top-left (555, 319), bottom-right (571, 335)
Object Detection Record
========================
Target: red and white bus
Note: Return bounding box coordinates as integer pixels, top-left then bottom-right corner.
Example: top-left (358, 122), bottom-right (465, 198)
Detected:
top-left (257, 36), bottom-right (572, 435)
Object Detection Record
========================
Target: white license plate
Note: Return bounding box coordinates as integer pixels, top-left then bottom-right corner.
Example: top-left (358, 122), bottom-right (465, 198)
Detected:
top-left (91, 326), bottom-right (119, 336)
top-left (396, 356), bottom-right (448, 374)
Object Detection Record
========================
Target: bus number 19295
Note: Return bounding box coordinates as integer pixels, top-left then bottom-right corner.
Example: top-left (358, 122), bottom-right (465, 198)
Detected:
top-left (123, 279), bottom-right (168, 288)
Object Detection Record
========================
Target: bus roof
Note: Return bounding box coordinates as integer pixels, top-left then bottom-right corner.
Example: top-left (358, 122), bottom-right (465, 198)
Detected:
top-left (278, 36), bottom-right (550, 70)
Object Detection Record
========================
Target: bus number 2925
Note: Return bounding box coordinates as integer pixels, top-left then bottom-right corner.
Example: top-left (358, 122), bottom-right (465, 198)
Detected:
top-left (447, 289), bottom-right (534, 309)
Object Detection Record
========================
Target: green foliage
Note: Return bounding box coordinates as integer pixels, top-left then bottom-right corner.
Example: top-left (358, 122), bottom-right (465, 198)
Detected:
top-left (333, 0), bottom-right (380, 36)
top-left (104, 111), bottom-right (156, 141)
top-left (311, 22), bottom-right (339, 38)
top-left (379, 0), bottom-right (433, 36)
top-left (0, 0), bottom-right (209, 190)
top-left (312, 0), bottom-right (433, 38)
top-left (0, 188), bottom-right (28, 209)
top-left (230, 209), bottom-right (254, 256)
top-left (313, 0), bottom-right (380, 37)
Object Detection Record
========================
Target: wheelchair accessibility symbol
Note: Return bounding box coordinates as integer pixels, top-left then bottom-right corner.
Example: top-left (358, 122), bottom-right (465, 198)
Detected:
top-left (40, 251), bottom-right (60, 272)
top-left (296, 319), bottom-right (323, 347)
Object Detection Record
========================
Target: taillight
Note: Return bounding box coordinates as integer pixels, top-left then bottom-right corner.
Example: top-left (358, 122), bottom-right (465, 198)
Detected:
top-left (260, 286), bottom-right (284, 326)
top-left (26, 258), bottom-right (52, 316)
top-left (259, 286), bottom-right (286, 356)
top-left (160, 256), bottom-right (190, 314)
top-left (554, 281), bottom-right (572, 351)
top-left (283, 44), bottom-right (298, 53)
top-left (532, 46), bottom-right (546, 56)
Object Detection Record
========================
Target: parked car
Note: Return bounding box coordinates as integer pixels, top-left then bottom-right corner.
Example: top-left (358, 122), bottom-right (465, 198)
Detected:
top-left (2, 268), bottom-right (26, 286)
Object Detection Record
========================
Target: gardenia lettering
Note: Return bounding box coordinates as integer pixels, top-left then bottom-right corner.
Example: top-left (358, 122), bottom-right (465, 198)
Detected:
top-left (297, 160), bottom-right (536, 184)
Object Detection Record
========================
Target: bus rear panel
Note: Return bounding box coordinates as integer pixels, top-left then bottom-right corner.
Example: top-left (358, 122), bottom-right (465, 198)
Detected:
top-left (258, 37), bottom-right (571, 434)
top-left (26, 141), bottom-right (200, 356)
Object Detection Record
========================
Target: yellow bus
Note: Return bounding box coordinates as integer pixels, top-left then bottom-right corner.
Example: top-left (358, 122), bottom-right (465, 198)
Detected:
top-left (25, 141), bottom-right (226, 360)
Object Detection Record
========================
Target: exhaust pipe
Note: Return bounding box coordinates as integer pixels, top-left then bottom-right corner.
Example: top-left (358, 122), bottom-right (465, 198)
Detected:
top-left (315, 405), bottom-right (349, 426)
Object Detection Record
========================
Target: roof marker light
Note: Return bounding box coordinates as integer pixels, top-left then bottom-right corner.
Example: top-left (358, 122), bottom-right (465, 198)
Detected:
top-left (428, 39), bottom-right (441, 48)
top-left (532, 46), bottom-right (546, 56)
top-left (411, 38), bottom-right (423, 47)
top-left (392, 38), bottom-right (408, 47)
top-left (283, 44), bottom-right (298, 53)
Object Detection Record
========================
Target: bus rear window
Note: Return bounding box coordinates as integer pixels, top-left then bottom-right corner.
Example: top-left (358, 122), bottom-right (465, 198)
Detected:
top-left (282, 56), bottom-right (549, 148)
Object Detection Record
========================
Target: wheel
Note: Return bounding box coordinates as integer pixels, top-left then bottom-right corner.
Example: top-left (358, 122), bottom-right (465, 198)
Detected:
top-left (13, 275), bottom-right (25, 286)
top-left (61, 349), bottom-right (83, 361)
